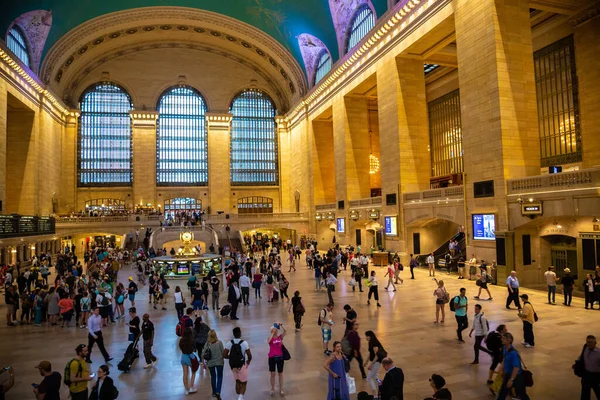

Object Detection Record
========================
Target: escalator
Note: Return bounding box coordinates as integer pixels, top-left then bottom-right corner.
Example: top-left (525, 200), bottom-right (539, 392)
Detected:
top-left (417, 231), bottom-right (465, 269)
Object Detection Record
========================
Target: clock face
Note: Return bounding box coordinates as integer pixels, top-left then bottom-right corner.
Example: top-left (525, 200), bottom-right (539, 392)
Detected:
top-left (182, 232), bottom-right (192, 241)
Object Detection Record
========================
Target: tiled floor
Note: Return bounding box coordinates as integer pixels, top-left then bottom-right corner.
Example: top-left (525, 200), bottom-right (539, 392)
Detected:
top-left (0, 264), bottom-right (593, 399)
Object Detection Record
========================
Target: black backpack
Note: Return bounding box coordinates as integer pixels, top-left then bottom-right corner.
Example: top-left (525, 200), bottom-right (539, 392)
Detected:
top-left (228, 340), bottom-right (246, 369)
top-left (486, 331), bottom-right (502, 352)
top-left (449, 296), bottom-right (460, 312)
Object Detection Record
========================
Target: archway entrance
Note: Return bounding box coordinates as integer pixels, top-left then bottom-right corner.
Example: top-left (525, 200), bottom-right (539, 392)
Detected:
top-left (543, 235), bottom-right (578, 278)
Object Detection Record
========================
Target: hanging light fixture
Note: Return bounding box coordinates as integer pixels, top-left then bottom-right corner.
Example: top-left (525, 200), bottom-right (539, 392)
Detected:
top-left (368, 103), bottom-right (379, 174)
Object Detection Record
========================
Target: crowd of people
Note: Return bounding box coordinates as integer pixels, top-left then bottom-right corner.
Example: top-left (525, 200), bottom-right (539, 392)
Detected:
top-left (1, 240), bottom-right (599, 400)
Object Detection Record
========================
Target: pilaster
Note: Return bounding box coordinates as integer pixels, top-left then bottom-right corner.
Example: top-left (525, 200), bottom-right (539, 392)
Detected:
top-left (206, 113), bottom-right (232, 213)
top-left (130, 111), bottom-right (159, 208)
top-left (0, 81), bottom-right (5, 213)
top-left (276, 116), bottom-right (291, 212)
top-left (61, 109), bottom-right (79, 213)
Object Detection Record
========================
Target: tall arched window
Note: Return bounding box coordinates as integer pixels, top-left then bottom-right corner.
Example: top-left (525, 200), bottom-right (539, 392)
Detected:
top-left (314, 51), bottom-right (332, 85)
top-left (156, 86), bottom-right (208, 185)
top-left (230, 89), bottom-right (278, 186)
top-left (7, 26), bottom-right (30, 67)
top-left (78, 83), bottom-right (133, 186)
top-left (345, 5), bottom-right (375, 54)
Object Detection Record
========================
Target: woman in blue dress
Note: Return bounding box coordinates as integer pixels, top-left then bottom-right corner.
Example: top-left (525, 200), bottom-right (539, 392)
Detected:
top-left (324, 341), bottom-right (350, 400)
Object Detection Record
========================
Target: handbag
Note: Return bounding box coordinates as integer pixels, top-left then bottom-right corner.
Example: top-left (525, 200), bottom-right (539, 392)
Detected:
top-left (282, 344), bottom-right (291, 361)
top-left (296, 303), bottom-right (306, 315)
top-left (516, 352), bottom-right (534, 387)
top-left (203, 346), bottom-right (212, 362)
top-left (572, 345), bottom-right (587, 377)
top-left (348, 279), bottom-right (357, 287)
top-left (346, 374), bottom-right (356, 394)
top-left (190, 353), bottom-right (200, 372)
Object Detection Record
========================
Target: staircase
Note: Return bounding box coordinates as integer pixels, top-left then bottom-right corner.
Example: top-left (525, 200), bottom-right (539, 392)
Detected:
top-left (417, 232), bottom-right (465, 267)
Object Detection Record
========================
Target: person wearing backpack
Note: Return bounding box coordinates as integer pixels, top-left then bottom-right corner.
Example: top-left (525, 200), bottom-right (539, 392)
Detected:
top-left (202, 330), bottom-right (225, 400)
top-left (319, 303), bottom-right (335, 355)
top-left (496, 332), bottom-right (530, 400)
top-left (518, 294), bottom-right (536, 348)
top-left (453, 288), bottom-right (469, 342)
top-left (474, 266), bottom-right (493, 300)
top-left (468, 304), bottom-right (491, 365)
top-left (223, 327), bottom-right (252, 400)
top-left (485, 324), bottom-right (507, 389)
top-left (66, 344), bottom-right (92, 400)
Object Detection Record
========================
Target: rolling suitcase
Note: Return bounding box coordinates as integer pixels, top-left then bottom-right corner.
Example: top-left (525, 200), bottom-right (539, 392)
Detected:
top-left (117, 335), bottom-right (140, 372)
top-left (220, 304), bottom-right (232, 317)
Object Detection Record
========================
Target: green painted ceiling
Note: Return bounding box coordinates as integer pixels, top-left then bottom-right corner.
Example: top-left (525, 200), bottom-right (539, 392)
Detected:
top-left (2, 0), bottom-right (389, 71)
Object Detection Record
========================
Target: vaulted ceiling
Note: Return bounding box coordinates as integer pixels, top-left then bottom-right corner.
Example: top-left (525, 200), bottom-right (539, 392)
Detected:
top-left (2, 0), bottom-right (389, 72)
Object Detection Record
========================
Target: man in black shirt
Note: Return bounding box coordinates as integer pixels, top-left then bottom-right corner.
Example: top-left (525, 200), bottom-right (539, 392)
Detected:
top-left (141, 313), bottom-right (157, 369)
top-left (33, 361), bottom-right (61, 400)
top-left (343, 304), bottom-right (357, 337)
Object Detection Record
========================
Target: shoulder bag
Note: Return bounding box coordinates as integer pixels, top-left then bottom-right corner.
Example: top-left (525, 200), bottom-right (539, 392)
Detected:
top-left (572, 345), bottom-right (587, 377)
top-left (516, 351), bottom-right (534, 387)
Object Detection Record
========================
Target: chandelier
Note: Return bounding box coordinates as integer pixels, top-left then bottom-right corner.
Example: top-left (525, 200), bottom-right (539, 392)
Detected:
top-left (369, 154), bottom-right (380, 174)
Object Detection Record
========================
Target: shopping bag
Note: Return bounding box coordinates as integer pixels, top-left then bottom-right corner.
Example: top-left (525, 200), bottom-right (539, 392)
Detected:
top-left (346, 374), bottom-right (356, 394)
top-left (348, 279), bottom-right (357, 287)
top-left (490, 373), bottom-right (502, 394)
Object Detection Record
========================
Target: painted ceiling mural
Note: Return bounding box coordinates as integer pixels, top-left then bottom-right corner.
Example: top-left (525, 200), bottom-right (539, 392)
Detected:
top-left (2, 0), bottom-right (389, 75)
top-left (297, 33), bottom-right (330, 86)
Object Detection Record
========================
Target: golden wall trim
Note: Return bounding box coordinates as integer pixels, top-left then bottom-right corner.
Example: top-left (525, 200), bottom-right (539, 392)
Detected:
top-left (206, 113), bottom-right (233, 130)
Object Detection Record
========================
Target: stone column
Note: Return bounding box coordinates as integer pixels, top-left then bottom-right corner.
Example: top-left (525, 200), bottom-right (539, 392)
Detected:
top-left (206, 113), bottom-right (232, 214)
top-left (376, 56), bottom-right (430, 252)
top-left (130, 111), bottom-right (159, 208)
top-left (455, 0), bottom-right (539, 262)
top-left (0, 81), bottom-right (6, 213)
top-left (276, 117), bottom-right (291, 212)
top-left (60, 110), bottom-right (79, 213)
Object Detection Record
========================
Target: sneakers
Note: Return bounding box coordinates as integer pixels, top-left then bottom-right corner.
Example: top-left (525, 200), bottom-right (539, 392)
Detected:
top-left (520, 341), bottom-right (527, 345)
top-left (152, 358), bottom-right (158, 366)
top-left (189, 388), bottom-right (197, 394)
top-left (324, 350), bottom-right (332, 356)
top-left (143, 363), bottom-right (152, 369)
top-left (524, 343), bottom-right (534, 348)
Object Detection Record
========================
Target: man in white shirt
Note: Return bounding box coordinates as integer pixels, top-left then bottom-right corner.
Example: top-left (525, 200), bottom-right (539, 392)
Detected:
top-left (468, 304), bottom-right (491, 364)
top-left (427, 253), bottom-right (435, 277)
top-left (86, 308), bottom-right (112, 363)
top-left (319, 303), bottom-right (334, 355)
top-left (544, 266), bottom-right (559, 304)
top-left (223, 327), bottom-right (252, 400)
top-left (359, 254), bottom-right (369, 275)
top-left (239, 272), bottom-right (251, 306)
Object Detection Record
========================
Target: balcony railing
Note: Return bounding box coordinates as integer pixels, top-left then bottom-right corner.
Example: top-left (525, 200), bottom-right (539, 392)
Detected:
top-left (507, 168), bottom-right (600, 195)
top-left (403, 186), bottom-right (464, 202)
top-left (348, 196), bottom-right (382, 208)
top-left (0, 215), bottom-right (55, 238)
top-left (315, 203), bottom-right (336, 211)
top-left (206, 213), bottom-right (307, 222)
top-left (56, 213), bottom-right (308, 226)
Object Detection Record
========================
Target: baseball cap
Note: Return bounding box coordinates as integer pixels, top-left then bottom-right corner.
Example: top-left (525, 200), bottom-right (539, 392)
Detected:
top-left (34, 361), bottom-right (51, 371)
top-left (519, 294), bottom-right (529, 300)
top-left (128, 276), bottom-right (133, 281)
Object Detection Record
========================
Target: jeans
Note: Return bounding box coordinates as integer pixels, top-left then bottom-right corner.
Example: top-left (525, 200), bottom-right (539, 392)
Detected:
top-left (347, 351), bottom-right (367, 378)
top-left (581, 372), bottom-right (600, 400)
top-left (585, 292), bottom-right (596, 309)
top-left (253, 283), bottom-right (261, 298)
top-left (355, 277), bottom-right (363, 291)
top-left (241, 287), bottom-right (250, 305)
top-left (293, 312), bottom-right (303, 329)
top-left (564, 286), bottom-right (573, 305)
top-left (175, 303), bottom-right (185, 319)
top-left (410, 265), bottom-right (415, 279)
top-left (547, 285), bottom-right (556, 303)
top-left (143, 339), bottom-right (157, 364)
top-left (523, 321), bottom-right (535, 346)
top-left (366, 361), bottom-right (381, 393)
top-left (327, 285), bottom-right (334, 305)
top-left (34, 306), bottom-right (42, 324)
top-left (497, 374), bottom-right (530, 400)
top-left (473, 335), bottom-right (492, 362)
top-left (209, 365), bottom-right (224, 395)
top-left (506, 288), bottom-right (521, 309)
top-left (212, 292), bottom-right (220, 310)
top-left (455, 315), bottom-right (468, 340)
top-left (315, 277), bottom-right (321, 290)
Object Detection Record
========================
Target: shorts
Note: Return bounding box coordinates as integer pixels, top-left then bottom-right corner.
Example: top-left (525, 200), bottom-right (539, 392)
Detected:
top-left (232, 363), bottom-right (249, 382)
top-left (268, 357), bottom-right (284, 373)
top-left (480, 282), bottom-right (488, 289)
top-left (129, 294), bottom-right (135, 302)
top-left (180, 353), bottom-right (193, 366)
top-left (321, 327), bottom-right (332, 342)
top-left (192, 300), bottom-right (203, 310)
top-left (436, 299), bottom-right (445, 305)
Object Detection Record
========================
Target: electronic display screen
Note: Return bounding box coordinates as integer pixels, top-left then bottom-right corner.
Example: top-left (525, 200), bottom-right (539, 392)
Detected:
top-left (337, 218), bottom-right (345, 233)
top-left (385, 216), bottom-right (397, 236)
top-left (472, 214), bottom-right (496, 241)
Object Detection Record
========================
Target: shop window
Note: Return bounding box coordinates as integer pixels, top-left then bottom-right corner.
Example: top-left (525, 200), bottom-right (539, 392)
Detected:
top-left (345, 5), bottom-right (375, 54)
top-left (314, 51), bottom-right (332, 85)
top-left (428, 89), bottom-right (463, 177)
top-left (156, 86), bottom-right (208, 186)
top-left (164, 197), bottom-right (202, 218)
top-left (534, 35), bottom-right (581, 167)
top-left (78, 83), bottom-right (133, 186)
top-left (230, 89), bottom-right (278, 185)
top-left (7, 26), bottom-right (30, 67)
top-left (84, 199), bottom-right (126, 214)
top-left (237, 196), bottom-right (273, 214)
top-left (582, 238), bottom-right (600, 270)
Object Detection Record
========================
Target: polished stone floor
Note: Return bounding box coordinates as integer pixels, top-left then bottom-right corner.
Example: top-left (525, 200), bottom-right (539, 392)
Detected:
top-left (0, 263), bottom-right (592, 399)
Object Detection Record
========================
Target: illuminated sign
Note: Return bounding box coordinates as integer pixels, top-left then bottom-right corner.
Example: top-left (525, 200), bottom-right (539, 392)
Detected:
top-left (315, 213), bottom-right (323, 221)
top-left (384, 216), bottom-right (397, 236)
top-left (472, 214), bottom-right (496, 241)
top-left (521, 203), bottom-right (543, 216)
top-left (349, 210), bottom-right (360, 220)
top-left (337, 218), bottom-right (345, 233)
top-left (368, 210), bottom-right (380, 219)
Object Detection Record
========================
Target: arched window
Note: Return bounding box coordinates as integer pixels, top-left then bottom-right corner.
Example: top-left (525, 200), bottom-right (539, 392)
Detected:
top-left (7, 26), bottom-right (30, 67)
top-left (230, 89), bottom-right (278, 186)
top-left (156, 86), bottom-right (208, 185)
top-left (314, 51), bottom-right (332, 85)
top-left (78, 83), bottom-right (133, 186)
top-left (84, 199), bottom-right (126, 214)
top-left (237, 196), bottom-right (273, 214)
top-left (164, 197), bottom-right (202, 219)
top-left (345, 5), bottom-right (375, 54)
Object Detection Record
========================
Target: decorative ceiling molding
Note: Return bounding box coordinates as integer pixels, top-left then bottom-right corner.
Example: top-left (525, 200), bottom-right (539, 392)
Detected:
top-left (62, 41), bottom-right (290, 112)
top-left (298, 34), bottom-right (331, 88)
top-left (328, 0), bottom-right (377, 57)
top-left (41, 7), bottom-right (307, 98)
top-left (7, 10), bottom-right (52, 74)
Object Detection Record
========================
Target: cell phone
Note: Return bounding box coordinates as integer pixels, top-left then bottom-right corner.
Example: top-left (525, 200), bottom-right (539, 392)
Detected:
top-left (90, 373), bottom-right (96, 378)
top-left (32, 383), bottom-right (39, 388)
top-left (273, 323), bottom-right (280, 330)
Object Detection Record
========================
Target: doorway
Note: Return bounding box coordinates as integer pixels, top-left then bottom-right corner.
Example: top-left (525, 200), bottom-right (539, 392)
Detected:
top-left (545, 235), bottom-right (578, 278)
top-left (355, 229), bottom-right (362, 246)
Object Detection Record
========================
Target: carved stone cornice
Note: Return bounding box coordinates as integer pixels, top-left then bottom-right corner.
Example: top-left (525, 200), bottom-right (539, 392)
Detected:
top-left (130, 110), bottom-right (159, 128)
top-left (206, 113), bottom-right (233, 131)
top-left (568, 3), bottom-right (600, 27)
